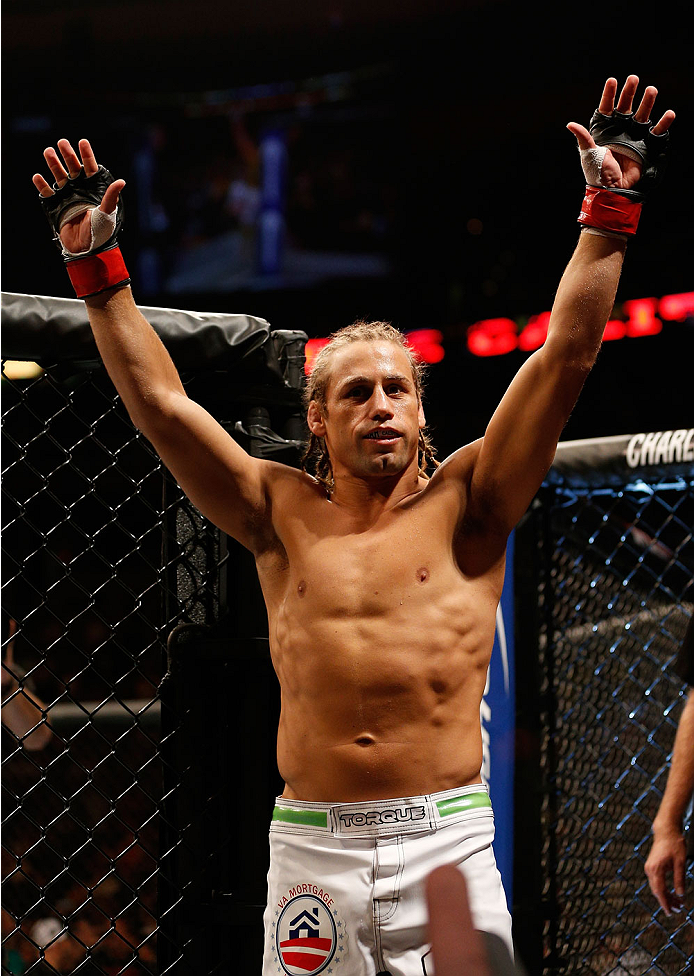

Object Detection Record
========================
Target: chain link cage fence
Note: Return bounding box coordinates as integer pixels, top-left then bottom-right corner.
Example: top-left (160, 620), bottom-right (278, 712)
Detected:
top-left (514, 433), bottom-right (694, 976)
top-left (4, 294), bottom-right (693, 976)
top-left (1, 292), bottom-right (306, 975)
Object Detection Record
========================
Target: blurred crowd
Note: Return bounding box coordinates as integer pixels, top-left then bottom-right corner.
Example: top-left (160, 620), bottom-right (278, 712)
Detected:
top-left (128, 110), bottom-right (396, 295)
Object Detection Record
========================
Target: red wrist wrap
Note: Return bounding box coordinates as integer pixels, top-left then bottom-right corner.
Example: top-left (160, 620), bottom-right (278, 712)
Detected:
top-left (577, 186), bottom-right (642, 236)
top-left (66, 246), bottom-right (131, 299)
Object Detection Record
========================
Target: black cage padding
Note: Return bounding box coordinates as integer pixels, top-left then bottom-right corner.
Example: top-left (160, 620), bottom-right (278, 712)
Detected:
top-left (547, 430), bottom-right (694, 488)
top-left (1, 292), bottom-right (307, 389)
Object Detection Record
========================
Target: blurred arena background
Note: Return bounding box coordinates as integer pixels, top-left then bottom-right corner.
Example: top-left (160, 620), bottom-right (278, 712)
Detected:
top-left (2, 1), bottom-right (692, 974)
top-left (4, 0), bottom-right (693, 454)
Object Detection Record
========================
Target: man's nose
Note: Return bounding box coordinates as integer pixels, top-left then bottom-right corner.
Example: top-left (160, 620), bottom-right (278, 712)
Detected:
top-left (369, 386), bottom-right (393, 418)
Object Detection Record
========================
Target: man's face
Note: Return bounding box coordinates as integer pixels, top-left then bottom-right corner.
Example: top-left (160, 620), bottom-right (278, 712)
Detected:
top-left (307, 340), bottom-right (425, 483)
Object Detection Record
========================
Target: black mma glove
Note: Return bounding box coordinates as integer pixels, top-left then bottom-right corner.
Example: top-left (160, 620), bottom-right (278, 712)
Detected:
top-left (577, 108), bottom-right (670, 237)
top-left (40, 165), bottom-right (130, 298)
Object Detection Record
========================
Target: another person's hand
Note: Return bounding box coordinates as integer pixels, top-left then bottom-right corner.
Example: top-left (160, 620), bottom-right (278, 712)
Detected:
top-left (2, 618), bottom-right (20, 698)
top-left (1, 656), bottom-right (19, 696)
top-left (1, 619), bottom-right (53, 751)
top-left (426, 865), bottom-right (491, 976)
top-left (645, 828), bottom-right (686, 916)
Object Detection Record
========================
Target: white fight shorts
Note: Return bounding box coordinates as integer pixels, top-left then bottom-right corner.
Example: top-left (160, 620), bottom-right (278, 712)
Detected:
top-left (263, 784), bottom-right (513, 976)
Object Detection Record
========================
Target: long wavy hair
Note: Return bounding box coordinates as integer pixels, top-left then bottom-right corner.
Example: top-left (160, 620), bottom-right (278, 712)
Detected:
top-left (301, 320), bottom-right (439, 493)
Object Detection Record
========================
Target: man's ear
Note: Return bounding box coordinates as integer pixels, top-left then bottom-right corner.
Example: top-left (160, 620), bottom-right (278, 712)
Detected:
top-left (418, 400), bottom-right (426, 430)
top-left (307, 400), bottom-right (327, 437)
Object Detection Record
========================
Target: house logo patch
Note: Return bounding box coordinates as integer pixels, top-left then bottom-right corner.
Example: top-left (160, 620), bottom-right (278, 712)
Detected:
top-left (272, 888), bottom-right (346, 974)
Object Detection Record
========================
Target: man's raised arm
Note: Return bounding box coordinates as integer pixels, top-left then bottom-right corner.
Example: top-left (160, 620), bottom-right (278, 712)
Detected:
top-left (32, 139), bottom-right (275, 554)
top-left (465, 75), bottom-right (675, 539)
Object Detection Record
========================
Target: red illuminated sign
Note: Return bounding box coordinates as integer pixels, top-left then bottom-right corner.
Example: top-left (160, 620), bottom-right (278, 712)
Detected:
top-left (304, 291), bottom-right (693, 372)
top-left (304, 337), bottom-right (330, 373)
top-left (304, 329), bottom-right (444, 374)
top-left (404, 329), bottom-right (445, 364)
top-left (466, 291), bottom-right (693, 357)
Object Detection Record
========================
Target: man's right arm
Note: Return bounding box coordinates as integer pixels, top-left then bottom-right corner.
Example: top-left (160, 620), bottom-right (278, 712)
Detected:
top-left (33, 138), bottom-right (276, 555)
top-left (84, 286), bottom-right (275, 553)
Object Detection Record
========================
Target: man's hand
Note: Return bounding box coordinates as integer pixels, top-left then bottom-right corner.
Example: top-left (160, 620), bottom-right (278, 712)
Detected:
top-left (645, 827), bottom-right (686, 916)
top-left (566, 74), bottom-right (675, 238)
top-left (567, 75), bottom-right (675, 191)
top-left (32, 138), bottom-right (130, 298)
top-left (32, 139), bottom-right (125, 255)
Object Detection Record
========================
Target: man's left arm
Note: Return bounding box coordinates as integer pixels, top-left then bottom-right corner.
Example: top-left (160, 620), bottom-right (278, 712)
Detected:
top-left (467, 230), bottom-right (623, 534)
top-left (466, 75), bottom-right (675, 537)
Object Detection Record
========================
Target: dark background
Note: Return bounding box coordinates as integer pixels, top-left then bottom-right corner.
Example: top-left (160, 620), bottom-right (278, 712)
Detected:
top-left (3, 0), bottom-right (692, 459)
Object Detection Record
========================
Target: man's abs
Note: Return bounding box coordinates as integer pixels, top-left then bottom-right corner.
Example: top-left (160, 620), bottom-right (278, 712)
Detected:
top-left (277, 713), bottom-right (488, 802)
top-left (268, 588), bottom-right (496, 802)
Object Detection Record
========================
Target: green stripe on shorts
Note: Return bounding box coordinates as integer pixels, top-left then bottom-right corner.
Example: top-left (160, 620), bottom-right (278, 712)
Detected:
top-left (436, 792), bottom-right (491, 817)
top-left (272, 806), bottom-right (329, 828)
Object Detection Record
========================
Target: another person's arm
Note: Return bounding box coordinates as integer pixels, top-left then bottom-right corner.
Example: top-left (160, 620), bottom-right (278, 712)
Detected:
top-left (645, 688), bottom-right (694, 915)
top-left (33, 140), bottom-right (277, 555)
top-left (1, 621), bottom-right (53, 751)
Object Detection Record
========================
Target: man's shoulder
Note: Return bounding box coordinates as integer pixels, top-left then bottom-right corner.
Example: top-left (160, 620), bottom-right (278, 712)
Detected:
top-left (428, 438), bottom-right (483, 489)
top-left (405, 439), bottom-right (486, 535)
top-left (251, 462), bottom-right (325, 562)
top-left (262, 459), bottom-right (327, 501)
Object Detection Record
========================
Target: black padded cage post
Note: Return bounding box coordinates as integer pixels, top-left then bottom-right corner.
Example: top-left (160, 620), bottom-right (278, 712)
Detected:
top-left (1, 292), bottom-right (306, 975)
top-left (514, 431), bottom-right (694, 976)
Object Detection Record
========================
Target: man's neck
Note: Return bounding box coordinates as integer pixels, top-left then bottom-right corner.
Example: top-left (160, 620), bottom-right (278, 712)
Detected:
top-left (328, 468), bottom-right (426, 517)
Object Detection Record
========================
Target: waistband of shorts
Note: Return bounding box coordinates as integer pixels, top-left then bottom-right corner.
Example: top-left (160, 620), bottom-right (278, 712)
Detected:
top-left (270, 784), bottom-right (492, 837)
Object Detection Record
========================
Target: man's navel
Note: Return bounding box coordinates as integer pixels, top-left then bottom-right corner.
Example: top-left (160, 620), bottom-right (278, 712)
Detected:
top-left (354, 734), bottom-right (377, 747)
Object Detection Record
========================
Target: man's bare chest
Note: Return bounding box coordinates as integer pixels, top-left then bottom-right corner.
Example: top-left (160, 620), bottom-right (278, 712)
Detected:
top-left (267, 499), bottom-right (466, 611)
top-left (303, 531), bottom-right (441, 597)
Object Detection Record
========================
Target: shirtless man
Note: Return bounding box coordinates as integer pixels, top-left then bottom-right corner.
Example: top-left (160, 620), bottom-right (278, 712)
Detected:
top-left (33, 75), bottom-right (674, 975)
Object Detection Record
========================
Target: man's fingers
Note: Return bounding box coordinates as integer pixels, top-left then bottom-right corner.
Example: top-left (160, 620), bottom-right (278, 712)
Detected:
top-left (36, 138), bottom-right (124, 220)
top-left (78, 139), bottom-right (99, 177)
top-left (651, 109), bottom-right (676, 136)
top-left (651, 876), bottom-right (671, 915)
top-left (673, 854), bottom-right (686, 901)
top-left (596, 76), bottom-right (675, 133)
top-left (634, 85), bottom-right (657, 124)
top-left (647, 859), bottom-right (675, 916)
top-left (598, 77), bottom-right (618, 115)
top-left (32, 173), bottom-right (54, 198)
top-left (99, 179), bottom-right (126, 216)
top-left (567, 122), bottom-right (594, 151)
top-left (615, 74), bottom-right (639, 114)
top-left (43, 146), bottom-right (69, 188)
top-left (56, 138), bottom-right (82, 179)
